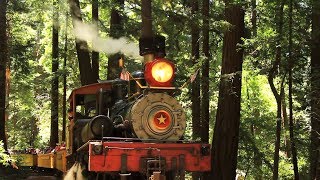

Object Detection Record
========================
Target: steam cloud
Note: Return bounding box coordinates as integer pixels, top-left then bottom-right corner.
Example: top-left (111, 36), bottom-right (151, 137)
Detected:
top-left (64, 162), bottom-right (86, 180)
top-left (73, 20), bottom-right (140, 59)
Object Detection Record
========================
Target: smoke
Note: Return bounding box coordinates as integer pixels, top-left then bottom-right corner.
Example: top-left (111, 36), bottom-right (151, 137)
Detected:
top-left (73, 20), bottom-right (141, 59)
top-left (64, 162), bottom-right (86, 180)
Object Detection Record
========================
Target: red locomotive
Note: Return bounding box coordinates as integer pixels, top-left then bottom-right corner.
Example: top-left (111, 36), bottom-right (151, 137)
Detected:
top-left (63, 36), bottom-right (211, 179)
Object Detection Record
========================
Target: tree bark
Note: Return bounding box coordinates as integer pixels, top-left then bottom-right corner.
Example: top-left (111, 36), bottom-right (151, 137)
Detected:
top-left (92, 0), bottom-right (99, 81)
top-left (108, 0), bottom-right (124, 80)
top-left (62, 12), bottom-right (68, 142)
top-left (268, 1), bottom-right (285, 179)
top-left (310, 0), bottom-right (320, 178)
top-left (191, 1), bottom-right (201, 179)
top-left (141, 0), bottom-right (153, 39)
top-left (0, 0), bottom-right (8, 151)
top-left (201, 0), bottom-right (210, 144)
top-left (141, 0), bottom-right (154, 64)
top-left (69, 0), bottom-right (96, 85)
top-left (50, 0), bottom-right (59, 148)
top-left (191, 0), bottom-right (201, 141)
top-left (281, 91), bottom-right (291, 158)
top-left (288, 0), bottom-right (299, 178)
top-left (210, 5), bottom-right (244, 179)
top-left (251, 0), bottom-right (257, 37)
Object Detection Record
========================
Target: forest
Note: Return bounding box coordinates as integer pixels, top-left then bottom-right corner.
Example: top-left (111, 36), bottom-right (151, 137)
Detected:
top-left (0, 0), bottom-right (319, 179)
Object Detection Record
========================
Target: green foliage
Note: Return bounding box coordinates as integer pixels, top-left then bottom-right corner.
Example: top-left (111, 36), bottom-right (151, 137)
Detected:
top-left (237, 0), bottom-right (311, 178)
top-left (3, 0), bottom-right (314, 178)
top-left (0, 141), bottom-right (14, 166)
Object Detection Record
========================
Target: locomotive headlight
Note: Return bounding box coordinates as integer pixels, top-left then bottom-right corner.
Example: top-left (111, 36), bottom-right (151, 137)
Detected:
top-left (152, 62), bottom-right (173, 82)
top-left (145, 58), bottom-right (175, 87)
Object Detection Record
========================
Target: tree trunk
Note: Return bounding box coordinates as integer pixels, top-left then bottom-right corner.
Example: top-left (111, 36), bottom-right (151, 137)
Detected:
top-left (62, 12), bottom-right (68, 142)
top-left (191, 1), bottom-right (201, 179)
top-left (210, 5), bottom-right (244, 179)
top-left (50, 0), bottom-right (59, 148)
top-left (141, 0), bottom-right (153, 39)
top-left (201, 0), bottom-right (210, 144)
top-left (268, 1), bottom-right (285, 179)
top-left (310, 0), bottom-right (320, 178)
top-left (288, 0), bottom-right (299, 178)
top-left (0, 0), bottom-right (8, 151)
top-left (141, 0), bottom-right (154, 64)
top-left (92, 0), bottom-right (99, 81)
top-left (108, 0), bottom-right (124, 80)
top-left (69, 0), bottom-right (96, 85)
top-left (191, 0), bottom-right (201, 141)
top-left (281, 91), bottom-right (291, 158)
top-left (30, 117), bottom-right (38, 147)
top-left (251, 0), bottom-right (257, 37)
top-left (250, 1), bottom-right (262, 177)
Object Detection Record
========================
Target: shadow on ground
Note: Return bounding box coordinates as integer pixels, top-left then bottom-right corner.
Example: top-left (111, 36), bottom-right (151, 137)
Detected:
top-left (0, 165), bottom-right (63, 180)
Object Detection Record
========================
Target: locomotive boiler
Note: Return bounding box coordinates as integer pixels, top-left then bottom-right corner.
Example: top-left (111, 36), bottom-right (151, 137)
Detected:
top-left (65, 36), bottom-right (211, 180)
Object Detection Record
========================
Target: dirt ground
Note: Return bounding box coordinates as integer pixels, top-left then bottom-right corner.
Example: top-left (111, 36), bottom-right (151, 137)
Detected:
top-left (0, 166), bottom-right (63, 180)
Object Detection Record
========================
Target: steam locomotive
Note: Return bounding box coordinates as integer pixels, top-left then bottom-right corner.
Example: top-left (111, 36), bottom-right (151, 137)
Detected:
top-left (22, 36), bottom-right (210, 180)
top-left (63, 36), bottom-right (211, 179)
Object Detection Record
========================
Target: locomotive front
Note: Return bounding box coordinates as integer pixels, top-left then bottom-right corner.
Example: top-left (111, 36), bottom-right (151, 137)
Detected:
top-left (122, 57), bottom-right (186, 141)
top-left (67, 36), bottom-right (211, 180)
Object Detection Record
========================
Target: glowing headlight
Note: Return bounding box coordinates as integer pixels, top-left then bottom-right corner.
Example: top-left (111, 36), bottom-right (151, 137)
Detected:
top-left (144, 58), bottom-right (175, 87)
top-left (151, 62), bottom-right (174, 83)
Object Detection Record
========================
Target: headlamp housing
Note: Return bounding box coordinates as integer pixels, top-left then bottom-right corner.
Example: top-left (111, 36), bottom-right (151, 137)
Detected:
top-left (144, 58), bottom-right (175, 87)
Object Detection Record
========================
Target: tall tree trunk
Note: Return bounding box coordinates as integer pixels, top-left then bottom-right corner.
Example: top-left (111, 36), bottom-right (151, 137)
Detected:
top-left (0, 0), bottom-right (8, 151)
top-left (141, 0), bottom-right (153, 39)
top-left (210, 4), bottom-right (245, 179)
top-left (310, 0), bottom-right (320, 178)
top-left (92, 0), bottom-right (99, 81)
top-left (69, 0), bottom-right (96, 85)
top-left (201, 0), bottom-right (210, 144)
top-left (268, 1), bottom-right (285, 179)
top-left (191, 0), bottom-right (201, 141)
top-left (250, 1), bottom-right (262, 177)
top-left (141, 0), bottom-right (154, 64)
top-left (281, 91), bottom-right (291, 158)
top-left (288, 0), bottom-right (299, 178)
top-left (62, 12), bottom-right (68, 142)
top-left (108, 0), bottom-right (124, 80)
top-left (251, 0), bottom-right (257, 37)
top-left (191, 1), bottom-right (201, 179)
top-left (50, 0), bottom-right (60, 148)
top-left (30, 117), bottom-right (38, 147)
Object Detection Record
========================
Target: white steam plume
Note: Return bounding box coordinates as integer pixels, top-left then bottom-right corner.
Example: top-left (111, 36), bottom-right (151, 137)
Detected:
top-left (64, 162), bottom-right (86, 180)
top-left (73, 20), bottom-right (141, 59)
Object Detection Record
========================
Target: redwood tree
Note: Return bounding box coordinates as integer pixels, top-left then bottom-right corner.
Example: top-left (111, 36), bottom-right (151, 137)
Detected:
top-left (201, 0), bottom-right (210, 143)
top-left (69, 0), bottom-right (96, 85)
top-left (0, 0), bottom-right (8, 151)
top-left (50, 0), bottom-right (59, 148)
top-left (107, 0), bottom-right (124, 80)
top-left (191, 0), bottom-right (201, 141)
top-left (288, 0), bottom-right (299, 177)
top-left (62, 12), bottom-right (68, 142)
top-left (268, 1), bottom-right (285, 179)
top-left (310, 0), bottom-right (320, 178)
top-left (210, 3), bottom-right (245, 179)
top-left (92, 0), bottom-right (99, 81)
